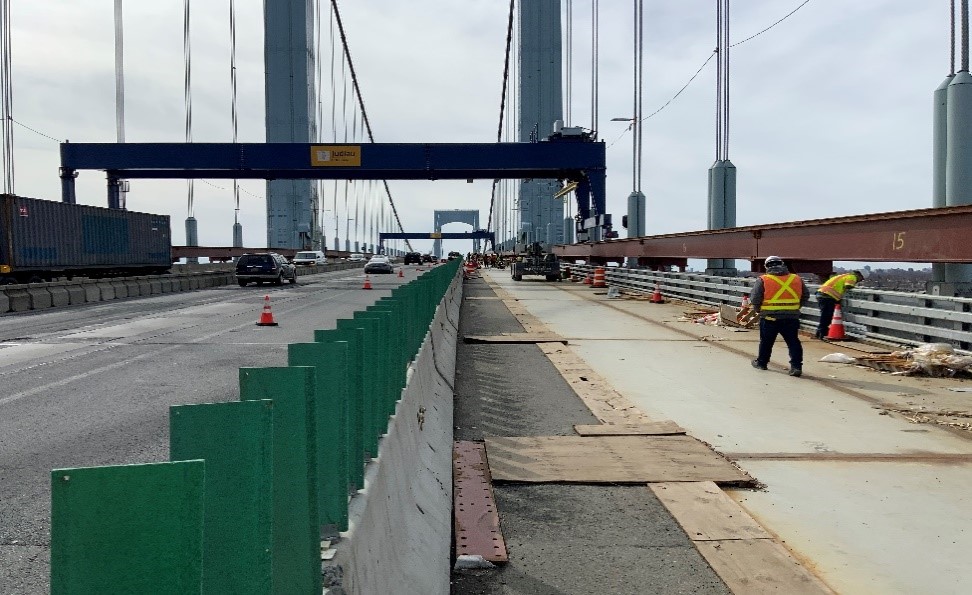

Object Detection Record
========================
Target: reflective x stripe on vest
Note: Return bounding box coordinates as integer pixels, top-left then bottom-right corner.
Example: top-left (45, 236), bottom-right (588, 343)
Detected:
top-left (761, 274), bottom-right (802, 311)
top-left (819, 273), bottom-right (857, 300)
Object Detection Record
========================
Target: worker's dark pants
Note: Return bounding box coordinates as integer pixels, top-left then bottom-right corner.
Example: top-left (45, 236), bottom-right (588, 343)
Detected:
top-left (815, 295), bottom-right (838, 338)
top-left (756, 316), bottom-right (803, 369)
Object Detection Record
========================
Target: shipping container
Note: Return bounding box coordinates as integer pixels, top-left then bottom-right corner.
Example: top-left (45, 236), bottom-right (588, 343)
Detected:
top-left (0, 194), bottom-right (171, 283)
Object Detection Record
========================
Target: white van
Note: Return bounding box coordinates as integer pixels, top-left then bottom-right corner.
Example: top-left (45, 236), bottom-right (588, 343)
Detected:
top-left (292, 250), bottom-right (327, 266)
top-left (348, 253), bottom-right (366, 262)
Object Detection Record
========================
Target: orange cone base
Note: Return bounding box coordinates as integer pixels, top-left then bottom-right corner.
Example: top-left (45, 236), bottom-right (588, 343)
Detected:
top-left (256, 319), bottom-right (278, 327)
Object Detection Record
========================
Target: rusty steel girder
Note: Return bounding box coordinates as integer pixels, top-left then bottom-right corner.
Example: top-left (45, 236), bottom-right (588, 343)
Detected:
top-left (553, 205), bottom-right (972, 264)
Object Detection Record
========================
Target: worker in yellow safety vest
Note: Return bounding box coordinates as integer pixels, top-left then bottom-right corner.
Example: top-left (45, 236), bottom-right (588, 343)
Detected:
top-left (749, 256), bottom-right (809, 377)
top-left (814, 269), bottom-right (868, 340)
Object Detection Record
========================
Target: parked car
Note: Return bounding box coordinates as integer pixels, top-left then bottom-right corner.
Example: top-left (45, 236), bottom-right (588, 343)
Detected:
top-left (364, 255), bottom-right (395, 274)
top-left (447, 251), bottom-right (462, 261)
top-left (348, 252), bottom-right (366, 262)
top-left (292, 250), bottom-right (327, 266)
top-left (236, 253), bottom-right (298, 286)
top-left (422, 254), bottom-right (435, 263)
top-left (403, 252), bottom-right (423, 265)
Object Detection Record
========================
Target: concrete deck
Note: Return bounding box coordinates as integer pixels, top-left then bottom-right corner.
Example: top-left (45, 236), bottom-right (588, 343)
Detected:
top-left (484, 269), bottom-right (972, 595)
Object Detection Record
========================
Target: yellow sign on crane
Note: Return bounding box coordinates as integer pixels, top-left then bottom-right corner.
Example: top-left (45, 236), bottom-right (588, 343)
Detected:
top-left (310, 145), bottom-right (361, 166)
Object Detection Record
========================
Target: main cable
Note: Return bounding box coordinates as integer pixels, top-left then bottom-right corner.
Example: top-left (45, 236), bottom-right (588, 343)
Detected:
top-left (229, 0), bottom-right (239, 223)
top-left (487, 0), bottom-right (516, 237)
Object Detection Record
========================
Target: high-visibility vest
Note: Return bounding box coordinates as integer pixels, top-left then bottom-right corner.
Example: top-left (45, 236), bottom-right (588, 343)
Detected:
top-left (760, 273), bottom-right (803, 311)
top-left (818, 273), bottom-right (857, 300)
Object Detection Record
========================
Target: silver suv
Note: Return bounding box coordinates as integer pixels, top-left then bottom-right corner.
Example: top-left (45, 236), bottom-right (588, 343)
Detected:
top-left (236, 253), bottom-right (298, 287)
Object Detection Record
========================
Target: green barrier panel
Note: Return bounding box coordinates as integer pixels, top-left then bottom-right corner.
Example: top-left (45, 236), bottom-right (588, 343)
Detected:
top-left (368, 303), bottom-right (404, 415)
top-left (337, 317), bottom-right (382, 455)
top-left (239, 366), bottom-right (322, 595)
top-left (314, 327), bottom-right (366, 490)
top-left (354, 309), bottom-right (394, 422)
top-left (169, 400), bottom-right (274, 595)
top-left (50, 460), bottom-right (205, 595)
top-left (288, 341), bottom-right (351, 531)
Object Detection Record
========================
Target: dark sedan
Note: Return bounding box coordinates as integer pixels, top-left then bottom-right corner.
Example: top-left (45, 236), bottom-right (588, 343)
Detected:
top-left (364, 255), bottom-right (395, 274)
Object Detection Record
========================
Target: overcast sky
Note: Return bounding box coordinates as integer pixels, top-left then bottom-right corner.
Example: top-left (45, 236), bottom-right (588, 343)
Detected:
top-left (6, 1), bottom-right (952, 258)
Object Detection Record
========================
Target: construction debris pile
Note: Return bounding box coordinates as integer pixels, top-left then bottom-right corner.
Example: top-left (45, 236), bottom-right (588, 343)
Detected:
top-left (677, 305), bottom-right (758, 330)
top-left (856, 343), bottom-right (972, 378)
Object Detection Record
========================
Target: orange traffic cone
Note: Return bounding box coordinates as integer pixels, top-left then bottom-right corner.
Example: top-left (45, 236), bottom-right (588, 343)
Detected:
top-left (363, 275), bottom-right (373, 290)
top-left (583, 273), bottom-right (592, 285)
top-left (650, 281), bottom-right (664, 304)
top-left (826, 303), bottom-right (847, 340)
top-left (256, 295), bottom-right (278, 326)
top-left (741, 294), bottom-right (750, 309)
top-left (397, 268), bottom-right (404, 278)
top-left (592, 267), bottom-right (607, 288)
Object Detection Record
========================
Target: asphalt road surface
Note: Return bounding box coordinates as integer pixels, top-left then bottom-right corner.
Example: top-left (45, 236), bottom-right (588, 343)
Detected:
top-left (0, 267), bottom-right (409, 594)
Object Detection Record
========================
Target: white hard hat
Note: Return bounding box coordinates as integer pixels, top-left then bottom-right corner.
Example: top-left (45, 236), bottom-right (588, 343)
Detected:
top-left (857, 269), bottom-right (870, 279)
top-left (764, 255), bottom-right (784, 267)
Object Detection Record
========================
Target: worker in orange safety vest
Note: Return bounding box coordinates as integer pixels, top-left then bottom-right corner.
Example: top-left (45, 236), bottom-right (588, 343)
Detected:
top-left (749, 256), bottom-right (809, 377)
top-left (814, 269), bottom-right (868, 340)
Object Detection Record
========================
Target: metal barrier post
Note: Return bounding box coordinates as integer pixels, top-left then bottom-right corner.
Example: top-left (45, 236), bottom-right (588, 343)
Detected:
top-left (169, 400), bottom-right (274, 594)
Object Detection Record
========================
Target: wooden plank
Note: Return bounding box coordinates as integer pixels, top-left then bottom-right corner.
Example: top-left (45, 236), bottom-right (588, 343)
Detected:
top-left (484, 435), bottom-right (752, 485)
top-left (539, 343), bottom-right (656, 425)
top-left (463, 333), bottom-right (567, 344)
top-left (695, 539), bottom-right (836, 595)
top-left (648, 482), bottom-right (770, 541)
top-left (453, 441), bottom-right (509, 563)
top-left (574, 421), bottom-right (685, 436)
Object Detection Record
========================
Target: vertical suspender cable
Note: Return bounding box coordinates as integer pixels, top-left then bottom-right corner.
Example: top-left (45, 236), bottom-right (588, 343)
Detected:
top-left (341, 49), bottom-right (349, 248)
top-left (1, 0), bottom-right (10, 194)
top-left (0, 0), bottom-right (14, 194)
top-left (229, 0), bottom-right (239, 222)
top-left (715, 0), bottom-right (722, 162)
top-left (183, 0), bottom-right (194, 217)
top-left (952, 0), bottom-right (957, 75)
top-left (724, 0), bottom-right (731, 159)
top-left (329, 3), bottom-right (339, 246)
top-left (636, 0), bottom-right (644, 191)
top-left (114, 0), bottom-right (125, 143)
top-left (591, 0), bottom-right (599, 137)
top-left (963, 0), bottom-right (969, 71)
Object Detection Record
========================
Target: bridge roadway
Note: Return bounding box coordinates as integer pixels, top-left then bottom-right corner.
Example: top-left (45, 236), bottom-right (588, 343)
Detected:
top-left (2, 261), bottom-right (970, 593)
top-left (0, 265), bottom-right (413, 594)
top-left (469, 268), bottom-right (972, 595)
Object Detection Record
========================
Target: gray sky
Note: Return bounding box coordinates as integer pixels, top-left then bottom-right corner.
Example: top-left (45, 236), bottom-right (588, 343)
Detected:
top-left (6, 1), bottom-right (952, 258)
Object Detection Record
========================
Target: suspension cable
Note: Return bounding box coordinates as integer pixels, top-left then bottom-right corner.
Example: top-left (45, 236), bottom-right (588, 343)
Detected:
top-left (183, 0), bottom-right (194, 217)
top-left (0, 0), bottom-right (14, 194)
top-left (330, 0), bottom-right (411, 250)
top-left (229, 0), bottom-right (239, 222)
top-left (487, 0), bottom-right (516, 238)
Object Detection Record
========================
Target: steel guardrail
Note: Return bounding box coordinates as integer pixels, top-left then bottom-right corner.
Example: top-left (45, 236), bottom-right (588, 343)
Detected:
top-left (565, 264), bottom-right (972, 351)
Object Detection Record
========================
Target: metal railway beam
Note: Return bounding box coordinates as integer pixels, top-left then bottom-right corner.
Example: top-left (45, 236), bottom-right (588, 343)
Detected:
top-left (555, 205), bottom-right (972, 264)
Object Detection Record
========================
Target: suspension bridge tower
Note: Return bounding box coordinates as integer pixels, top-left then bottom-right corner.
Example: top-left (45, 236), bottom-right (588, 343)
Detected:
top-left (518, 0), bottom-right (566, 248)
top-left (264, 0), bottom-right (318, 250)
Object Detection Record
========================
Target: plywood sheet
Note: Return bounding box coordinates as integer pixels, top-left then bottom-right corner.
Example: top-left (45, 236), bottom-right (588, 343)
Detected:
top-left (574, 421), bottom-right (685, 436)
top-left (484, 435), bottom-right (752, 485)
top-left (695, 539), bottom-right (836, 595)
top-left (648, 481), bottom-right (769, 541)
top-left (463, 333), bottom-right (567, 344)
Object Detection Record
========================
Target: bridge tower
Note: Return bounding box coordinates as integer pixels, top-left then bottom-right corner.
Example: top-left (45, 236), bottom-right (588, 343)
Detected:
top-left (264, 0), bottom-right (318, 250)
top-left (433, 210), bottom-right (480, 257)
top-left (518, 1), bottom-right (566, 248)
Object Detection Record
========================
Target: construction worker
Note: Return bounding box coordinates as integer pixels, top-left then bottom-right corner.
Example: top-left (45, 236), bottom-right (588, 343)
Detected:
top-left (814, 269), bottom-right (868, 340)
top-left (749, 256), bottom-right (809, 377)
